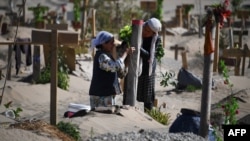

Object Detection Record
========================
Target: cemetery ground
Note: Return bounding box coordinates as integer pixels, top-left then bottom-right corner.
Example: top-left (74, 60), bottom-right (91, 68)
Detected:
top-left (0, 25), bottom-right (250, 140)
top-left (1, 0), bottom-right (250, 140)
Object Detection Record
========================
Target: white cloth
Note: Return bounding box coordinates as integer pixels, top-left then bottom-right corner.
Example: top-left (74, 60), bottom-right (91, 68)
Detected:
top-left (147, 18), bottom-right (162, 33)
top-left (146, 18), bottom-right (162, 76)
top-left (148, 35), bottom-right (158, 76)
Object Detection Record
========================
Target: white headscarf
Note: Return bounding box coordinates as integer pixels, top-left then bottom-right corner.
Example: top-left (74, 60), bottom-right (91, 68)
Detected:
top-left (146, 18), bottom-right (162, 76)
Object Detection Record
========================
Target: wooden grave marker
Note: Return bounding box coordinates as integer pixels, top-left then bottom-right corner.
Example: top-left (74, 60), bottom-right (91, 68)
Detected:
top-left (140, 1), bottom-right (157, 13)
top-left (222, 44), bottom-right (250, 76)
top-left (32, 29), bottom-right (78, 125)
top-left (170, 44), bottom-right (185, 60)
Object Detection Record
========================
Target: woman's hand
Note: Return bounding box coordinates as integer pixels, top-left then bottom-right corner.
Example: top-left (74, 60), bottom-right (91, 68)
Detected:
top-left (121, 47), bottom-right (136, 61)
top-left (126, 47), bottom-right (135, 54)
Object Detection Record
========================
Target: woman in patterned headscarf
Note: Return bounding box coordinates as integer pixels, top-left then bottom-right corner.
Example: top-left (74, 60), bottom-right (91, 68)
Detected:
top-left (137, 17), bottom-right (162, 111)
top-left (89, 31), bottom-right (135, 110)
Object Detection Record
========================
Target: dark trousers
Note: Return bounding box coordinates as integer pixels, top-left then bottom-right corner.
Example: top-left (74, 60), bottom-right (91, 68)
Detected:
top-left (14, 38), bottom-right (32, 75)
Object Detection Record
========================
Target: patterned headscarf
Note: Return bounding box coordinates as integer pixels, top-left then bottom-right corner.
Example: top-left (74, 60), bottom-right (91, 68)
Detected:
top-left (91, 31), bottom-right (114, 48)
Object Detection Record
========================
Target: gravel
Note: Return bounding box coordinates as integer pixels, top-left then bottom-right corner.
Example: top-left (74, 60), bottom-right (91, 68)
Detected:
top-left (86, 129), bottom-right (207, 141)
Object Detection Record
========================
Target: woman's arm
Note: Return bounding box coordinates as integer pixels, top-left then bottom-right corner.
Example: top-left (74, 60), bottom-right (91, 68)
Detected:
top-left (98, 47), bottom-right (135, 72)
top-left (98, 54), bottom-right (125, 72)
top-left (140, 47), bottom-right (150, 59)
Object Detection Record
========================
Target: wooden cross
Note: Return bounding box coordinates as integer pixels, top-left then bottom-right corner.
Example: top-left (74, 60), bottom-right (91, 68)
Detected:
top-left (32, 29), bottom-right (78, 125)
top-left (170, 44), bottom-right (185, 60)
top-left (222, 44), bottom-right (250, 76)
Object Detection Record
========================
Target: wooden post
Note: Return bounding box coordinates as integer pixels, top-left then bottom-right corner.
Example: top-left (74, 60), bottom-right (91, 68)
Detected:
top-left (162, 23), bottom-right (166, 48)
top-left (7, 45), bottom-right (12, 80)
top-left (91, 9), bottom-right (96, 38)
top-left (50, 29), bottom-right (58, 125)
top-left (80, 0), bottom-right (89, 39)
top-left (170, 44), bottom-right (185, 60)
top-left (213, 23), bottom-right (220, 73)
top-left (123, 20), bottom-right (143, 106)
top-left (241, 44), bottom-right (249, 75)
top-left (176, 6), bottom-right (183, 27)
top-left (32, 45), bottom-right (40, 82)
top-left (181, 51), bottom-right (188, 69)
top-left (31, 29), bottom-right (78, 125)
top-left (199, 15), bottom-right (213, 139)
top-left (90, 8), bottom-right (96, 58)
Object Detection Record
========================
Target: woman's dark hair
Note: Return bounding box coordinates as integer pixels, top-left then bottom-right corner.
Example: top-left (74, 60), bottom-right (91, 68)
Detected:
top-left (96, 44), bottom-right (102, 48)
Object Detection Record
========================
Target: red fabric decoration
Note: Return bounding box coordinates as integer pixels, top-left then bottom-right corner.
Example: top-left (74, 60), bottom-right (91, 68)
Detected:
top-left (204, 19), bottom-right (214, 56)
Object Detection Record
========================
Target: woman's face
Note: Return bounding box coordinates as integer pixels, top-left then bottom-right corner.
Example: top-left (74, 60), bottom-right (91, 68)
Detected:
top-left (102, 38), bottom-right (115, 53)
top-left (142, 24), bottom-right (155, 38)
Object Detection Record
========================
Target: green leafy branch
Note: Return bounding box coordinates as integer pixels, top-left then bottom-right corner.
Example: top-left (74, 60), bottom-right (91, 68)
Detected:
top-left (4, 101), bottom-right (23, 119)
top-left (119, 25), bottom-right (132, 47)
top-left (219, 60), bottom-right (239, 125)
top-left (160, 71), bottom-right (177, 87)
top-left (156, 42), bottom-right (165, 63)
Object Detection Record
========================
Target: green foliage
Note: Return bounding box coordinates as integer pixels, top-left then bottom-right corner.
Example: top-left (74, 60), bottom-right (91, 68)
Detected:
top-left (73, 0), bottom-right (82, 22)
top-left (219, 60), bottom-right (233, 88)
top-left (57, 121), bottom-right (81, 141)
top-left (156, 42), bottom-right (164, 63)
top-left (219, 60), bottom-right (239, 125)
top-left (119, 25), bottom-right (132, 46)
top-left (160, 71), bottom-right (177, 87)
top-left (186, 85), bottom-right (200, 92)
top-left (154, 0), bottom-right (164, 20)
top-left (36, 49), bottom-right (70, 90)
top-left (4, 101), bottom-right (23, 119)
top-left (28, 4), bottom-right (49, 22)
top-left (212, 126), bottom-right (223, 141)
top-left (145, 104), bottom-right (171, 125)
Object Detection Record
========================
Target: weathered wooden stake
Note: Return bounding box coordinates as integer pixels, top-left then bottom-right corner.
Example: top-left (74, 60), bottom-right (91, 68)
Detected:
top-left (213, 23), bottom-right (220, 73)
top-left (50, 29), bottom-right (58, 125)
top-left (80, 0), bottom-right (89, 39)
top-left (123, 20), bottom-right (143, 106)
top-left (181, 51), bottom-right (188, 70)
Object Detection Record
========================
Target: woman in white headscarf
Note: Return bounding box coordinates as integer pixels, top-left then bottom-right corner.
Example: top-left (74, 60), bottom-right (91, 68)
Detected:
top-left (137, 17), bottom-right (162, 111)
top-left (89, 31), bottom-right (135, 110)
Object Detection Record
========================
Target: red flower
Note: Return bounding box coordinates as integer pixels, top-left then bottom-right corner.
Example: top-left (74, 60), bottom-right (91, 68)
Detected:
top-left (213, 0), bottom-right (231, 28)
top-left (235, 110), bottom-right (239, 114)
